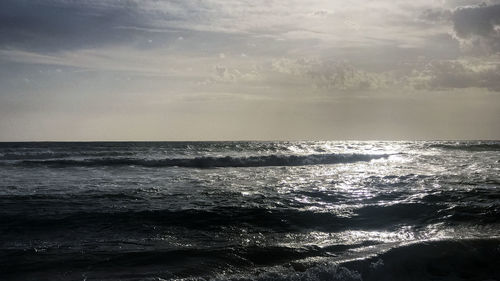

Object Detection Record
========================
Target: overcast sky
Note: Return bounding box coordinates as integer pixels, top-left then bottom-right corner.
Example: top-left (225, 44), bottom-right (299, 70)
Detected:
top-left (1, 0), bottom-right (499, 140)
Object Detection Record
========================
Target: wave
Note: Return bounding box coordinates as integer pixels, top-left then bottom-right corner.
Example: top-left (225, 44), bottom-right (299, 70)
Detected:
top-left (429, 142), bottom-right (500, 151)
top-left (14, 153), bottom-right (389, 168)
top-left (2, 201), bottom-right (479, 234)
top-left (0, 245), bottom-right (335, 279)
top-left (0, 207), bottom-right (350, 233)
top-left (0, 151), bottom-right (136, 160)
top-left (222, 238), bottom-right (500, 281)
top-left (0, 244), bottom-right (358, 280)
top-left (3, 238), bottom-right (498, 280)
top-left (336, 238), bottom-right (500, 281)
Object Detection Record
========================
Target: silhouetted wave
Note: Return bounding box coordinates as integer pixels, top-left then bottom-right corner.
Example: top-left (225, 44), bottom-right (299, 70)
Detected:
top-left (2, 238), bottom-right (498, 280)
top-left (239, 238), bottom-right (500, 281)
top-left (3, 202), bottom-right (494, 235)
top-left (429, 142), bottom-right (500, 151)
top-left (15, 153), bottom-right (389, 168)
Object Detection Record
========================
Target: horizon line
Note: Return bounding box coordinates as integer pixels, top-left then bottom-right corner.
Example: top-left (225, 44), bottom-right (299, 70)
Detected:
top-left (1, 139), bottom-right (499, 143)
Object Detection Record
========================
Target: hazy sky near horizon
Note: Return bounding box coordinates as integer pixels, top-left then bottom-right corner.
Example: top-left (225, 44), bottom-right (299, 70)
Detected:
top-left (1, 0), bottom-right (500, 140)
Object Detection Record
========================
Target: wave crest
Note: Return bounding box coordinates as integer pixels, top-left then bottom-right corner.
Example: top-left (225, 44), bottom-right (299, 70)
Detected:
top-left (429, 142), bottom-right (500, 151)
top-left (17, 153), bottom-right (389, 168)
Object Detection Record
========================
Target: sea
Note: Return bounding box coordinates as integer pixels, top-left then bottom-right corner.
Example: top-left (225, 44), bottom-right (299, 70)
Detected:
top-left (0, 141), bottom-right (499, 280)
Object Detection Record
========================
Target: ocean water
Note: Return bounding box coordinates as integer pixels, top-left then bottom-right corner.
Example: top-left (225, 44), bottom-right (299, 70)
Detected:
top-left (0, 141), bottom-right (499, 280)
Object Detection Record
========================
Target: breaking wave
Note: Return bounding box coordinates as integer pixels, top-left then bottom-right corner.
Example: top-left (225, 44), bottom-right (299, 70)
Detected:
top-left (214, 238), bottom-right (500, 281)
top-left (428, 142), bottom-right (500, 151)
top-left (15, 153), bottom-right (389, 168)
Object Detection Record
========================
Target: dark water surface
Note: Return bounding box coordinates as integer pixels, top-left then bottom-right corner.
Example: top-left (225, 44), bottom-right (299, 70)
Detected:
top-left (0, 141), bottom-right (499, 280)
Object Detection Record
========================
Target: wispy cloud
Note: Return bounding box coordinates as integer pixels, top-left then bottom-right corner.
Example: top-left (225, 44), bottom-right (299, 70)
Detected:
top-left (1, 0), bottom-right (500, 140)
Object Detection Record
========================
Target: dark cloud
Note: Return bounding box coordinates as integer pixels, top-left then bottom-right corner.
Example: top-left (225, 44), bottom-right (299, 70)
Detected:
top-left (0, 0), bottom-right (182, 52)
top-left (452, 4), bottom-right (500, 54)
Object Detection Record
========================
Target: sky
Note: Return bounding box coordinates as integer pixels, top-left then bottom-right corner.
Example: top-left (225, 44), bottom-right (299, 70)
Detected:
top-left (1, 0), bottom-right (500, 141)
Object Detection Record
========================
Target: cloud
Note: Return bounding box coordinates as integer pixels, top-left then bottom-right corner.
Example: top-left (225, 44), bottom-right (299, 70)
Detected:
top-left (452, 4), bottom-right (500, 55)
top-left (418, 8), bottom-right (452, 23)
top-left (267, 56), bottom-right (500, 93)
top-left (0, 0), bottom-right (468, 54)
top-left (410, 58), bottom-right (500, 91)
top-left (205, 64), bottom-right (262, 85)
top-left (205, 55), bottom-right (500, 93)
top-left (2, 0), bottom-right (499, 94)
top-left (270, 58), bottom-right (385, 91)
top-left (0, 0), bottom-right (184, 52)
top-left (208, 58), bottom-right (398, 91)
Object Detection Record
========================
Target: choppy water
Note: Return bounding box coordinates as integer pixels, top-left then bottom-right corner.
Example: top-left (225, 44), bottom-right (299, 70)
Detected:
top-left (0, 141), bottom-right (499, 280)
